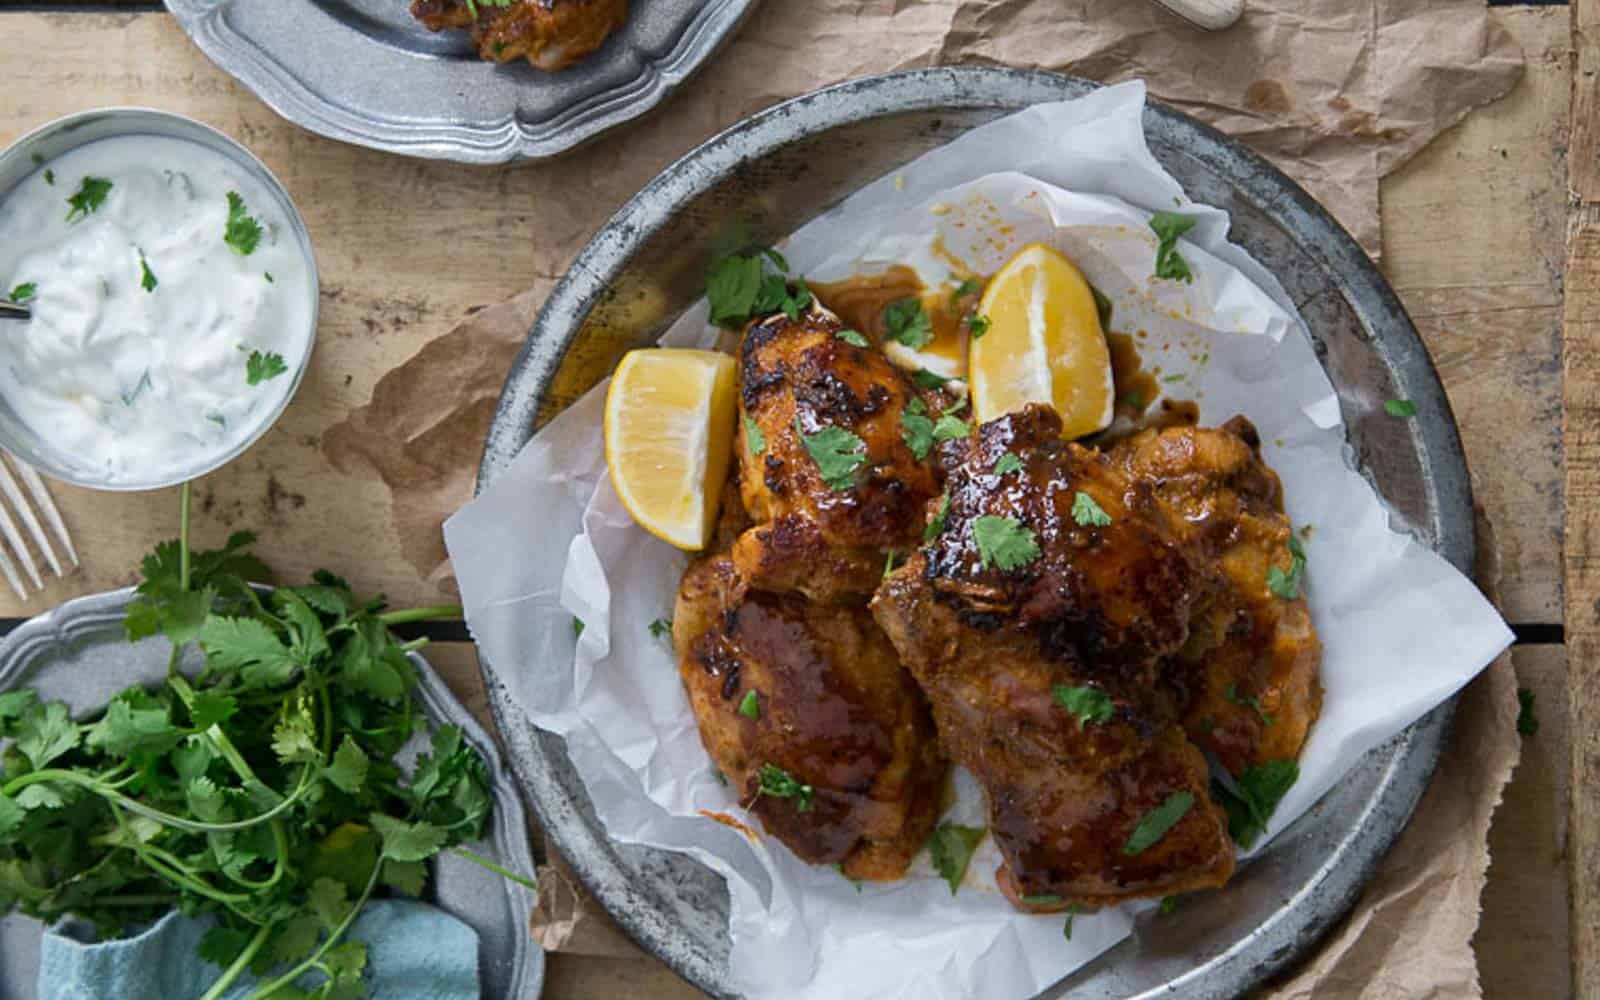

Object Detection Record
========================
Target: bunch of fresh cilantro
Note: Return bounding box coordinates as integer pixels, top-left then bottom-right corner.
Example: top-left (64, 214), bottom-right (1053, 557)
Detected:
top-left (0, 486), bottom-right (530, 1000)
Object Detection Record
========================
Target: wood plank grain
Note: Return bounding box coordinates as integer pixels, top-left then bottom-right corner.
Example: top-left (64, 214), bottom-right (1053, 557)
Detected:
top-left (1568, 3), bottom-right (1600, 993)
top-left (1382, 6), bottom-right (1569, 626)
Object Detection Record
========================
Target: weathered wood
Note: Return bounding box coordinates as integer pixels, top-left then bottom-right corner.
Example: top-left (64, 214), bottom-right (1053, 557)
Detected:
top-left (1569, 3), bottom-right (1600, 994)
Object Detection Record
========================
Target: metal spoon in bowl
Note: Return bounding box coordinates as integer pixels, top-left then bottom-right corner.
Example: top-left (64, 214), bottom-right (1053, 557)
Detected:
top-left (0, 301), bottom-right (30, 321)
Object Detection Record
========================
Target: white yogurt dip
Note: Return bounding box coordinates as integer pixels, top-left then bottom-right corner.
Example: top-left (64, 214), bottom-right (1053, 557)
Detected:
top-left (0, 134), bottom-right (314, 486)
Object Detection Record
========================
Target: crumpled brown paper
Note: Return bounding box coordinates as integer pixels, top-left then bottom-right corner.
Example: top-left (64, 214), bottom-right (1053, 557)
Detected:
top-left (321, 2), bottom-right (1526, 994)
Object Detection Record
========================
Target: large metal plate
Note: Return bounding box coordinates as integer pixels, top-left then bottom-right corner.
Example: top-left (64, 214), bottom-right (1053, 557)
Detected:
top-left (0, 588), bottom-right (543, 999)
top-left (474, 68), bottom-right (1471, 998)
top-left (164, 0), bottom-right (759, 163)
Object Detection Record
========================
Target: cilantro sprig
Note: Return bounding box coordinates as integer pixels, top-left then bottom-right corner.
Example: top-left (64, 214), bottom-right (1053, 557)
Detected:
top-left (1212, 760), bottom-right (1299, 848)
top-left (797, 420), bottom-right (867, 491)
top-left (0, 485), bottom-right (532, 1000)
top-left (224, 191), bottom-right (264, 257)
top-left (705, 247), bottom-right (810, 328)
top-left (65, 176), bottom-right (113, 223)
top-left (1149, 211), bottom-right (1196, 283)
top-left (926, 822), bottom-right (985, 894)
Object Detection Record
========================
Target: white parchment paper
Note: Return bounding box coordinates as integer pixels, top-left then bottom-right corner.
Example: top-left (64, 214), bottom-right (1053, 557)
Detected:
top-left (443, 81), bottom-right (1513, 1000)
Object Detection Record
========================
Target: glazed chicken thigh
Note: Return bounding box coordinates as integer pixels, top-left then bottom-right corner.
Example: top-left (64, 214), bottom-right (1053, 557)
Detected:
top-left (872, 405), bottom-right (1235, 907)
top-left (674, 551), bottom-right (945, 880)
top-left (732, 308), bottom-right (943, 602)
top-left (411, 0), bottom-right (628, 71)
top-left (1111, 419), bottom-right (1323, 777)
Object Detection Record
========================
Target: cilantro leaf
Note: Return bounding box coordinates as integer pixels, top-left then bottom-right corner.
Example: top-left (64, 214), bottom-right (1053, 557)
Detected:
top-left (138, 253), bottom-right (158, 293)
top-left (246, 350), bottom-right (288, 387)
top-left (1266, 532), bottom-right (1307, 600)
top-left (884, 298), bottom-right (932, 349)
top-left (1071, 491), bottom-right (1112, 527)
top-left (966, 314), bottom-right (991, 339)
top-left (756, 763), bottom-right (814, 812)
top-left (737, 690), bottom-right (760, 720)
top-left (993, 453), bottom-right (1023, 476)
top-left (0, 689), bottom-right (40, 734)
top-left (742, 416), bottom-right (766, 456)
top-left (971, 515), bottom-right (1040, 572)
top-left (325, 737), bottom-right (370, 795)
top-left (932, 413), bottom-right (969, 442)
top-left (1053, 685), bottom-right (1114, 727)
top-left (1123, 791), bottom-right (1194, 855)
top-left (1224, 682), bottom-right (1274, 726)
top-left (271, 913), bottom-right (323, 964)
top-left (951, 278), bottom-right (982, 303)
top-left (926, 822), bottom-right (985, 895)
top-left (198, 925), bottom-right (252, 968)
top-left (224, 191), bottom-right (263, 256)
top-left (370, 813), bottom-right (449, 862)
top-left (648, 618), bottom-right (673, 640)
top-left (200, 616), bottom-right (298, 689)
top-left (309, 875), bottom-right (351, 930)
top-left (1384, 398), bottom-right (1417, 418)
top-left (797, 421), bottom-right (866, 490)
top-left (1214, 760), bottom-right (1299, 848)
top-left (65, 176), bottom-right (113, 223)
top-left (381, 859), bottom-right (428, 897)
top-left (901, 405), bottom-right (935, 460)
top-left (86, 699), bottom-right (176, 759)
top-left (924, 493), bottom-right (950, 542)
top-left (8, 282), bottom-right (36, 304)
top-left (912, 369), bottom-right (949, 390)
top-left (16, 701), bottom-right (80, 769)
top-left (706, 248), bottom-right (804, 327)
top-left (0, 793), bottom-right (25, 838)
top-left (1517, 688), bottom-right (1539, 737)
top-left (1149, 211), bottom-right (1197, 282)
top-left (271, 705), bottom-right (321, 765)
top-left (836, 328), bottom-right (869, 348)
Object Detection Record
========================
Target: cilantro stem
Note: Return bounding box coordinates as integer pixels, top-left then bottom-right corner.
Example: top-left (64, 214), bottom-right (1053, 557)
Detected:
top-left (7, 765), bottom-right (314, 834)
top-left (240, 857), bottom-right (382, 1000)
top-left (179, 480), bottom-right (192, 593)
top-left (452, 847), bottom-right (538, 893)
top-left (376, 605), bottom-right (462, 626)
top-left (198, 920), bottom-right (274, 1000)
top-left (96, 893), bottom-right (177, 907)
top-left (399, 637), bottom-right (430, 653)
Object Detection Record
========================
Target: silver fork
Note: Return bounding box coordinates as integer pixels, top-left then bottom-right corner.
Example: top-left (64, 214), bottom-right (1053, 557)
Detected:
top-left (0, 450), bottom-right (77, 600)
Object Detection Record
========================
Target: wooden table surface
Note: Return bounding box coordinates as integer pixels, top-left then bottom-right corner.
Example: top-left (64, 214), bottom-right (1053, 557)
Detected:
top-left (0, 2), bottom-right (1581, 997)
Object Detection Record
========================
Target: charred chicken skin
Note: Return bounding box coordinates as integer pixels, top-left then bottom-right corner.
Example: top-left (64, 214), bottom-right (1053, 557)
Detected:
top-left (872, 405), bottom-right (1236, 908)
top-left (411, 0), bottom-right (628, 71)
top-left (673, 549), bottom-right (946, 880)
top-left (1111, 419), bottom-right (1323, 777)
top-left (732, 308), bottom-right (943, 603)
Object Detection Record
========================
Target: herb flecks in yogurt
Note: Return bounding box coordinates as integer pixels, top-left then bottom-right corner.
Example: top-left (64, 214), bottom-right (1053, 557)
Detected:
top-left (246, 349), bottom-right (288, 386)
top-left (42, 169), bottom-right (54, 187)
top-left (0, 135), bottom-right (313, 484)
top-left (65, 176), bottom-right (113, 223)
top-left (224, 191), bottom-right (263, 256)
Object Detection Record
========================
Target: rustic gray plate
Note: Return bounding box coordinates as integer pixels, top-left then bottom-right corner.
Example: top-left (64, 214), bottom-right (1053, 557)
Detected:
top-left (474, 68), bottom-right (1470, 998)
top-left (164, 0), bottom-right (759, 163)
top-left (0, 588), bottom-right (542, 999)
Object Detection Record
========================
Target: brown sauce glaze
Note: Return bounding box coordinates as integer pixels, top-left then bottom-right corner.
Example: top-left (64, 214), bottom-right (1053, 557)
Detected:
top-left (1107, 332), bottom-right (1159, 419)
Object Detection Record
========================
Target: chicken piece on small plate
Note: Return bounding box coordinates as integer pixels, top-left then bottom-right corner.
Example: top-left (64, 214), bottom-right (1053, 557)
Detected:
top-left (1110, 418), bottom-right (1323, 778)
top-left (872, 404), bottom-right (1234, 908)
top-left (732, 307), bottom-right (944, 604)
top-left (674, 551), bottom-right (946, 880)
top-left (410, 0), bottom-right (628, 71)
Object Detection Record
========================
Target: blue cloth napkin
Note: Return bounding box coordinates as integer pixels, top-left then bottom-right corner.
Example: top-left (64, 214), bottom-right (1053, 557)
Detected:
top-left (39, 900), bottom-right (480, 999)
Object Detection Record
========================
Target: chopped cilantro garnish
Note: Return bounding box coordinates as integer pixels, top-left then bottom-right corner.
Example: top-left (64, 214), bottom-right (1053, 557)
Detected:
top-left (972, 515), bottom-right (1040, 572)
top-left (950, 278), bottom-right (982, 304)
top-left (1224, 683), bottom-right (1274, 726)
top-left (884, 297), bottom-right (932, 350)
top-left (1123, 791), bottom-right (1194, 855)
top-left (924, 493), bottom-right (950, 542)
top-left (926, 822), bottom-right (985, 894)
top-left (966, 314), bottom-right (991, 339)
top-left (224, 191), bottom-right (264, 256)
top-left (902, 401), bottom-right (935, 460)
top-left (756, 763), bottom-right (813, 812)
top-left (1070, 491), bottom-right (1112, 527)
top-left (993, 453), bottom-right (1023, 476)
top-left (42, 169), bottom-right (55, 187)
top-left (65, 176), bottom-right (113, 223)
top-left (648, 618), bottom-right (672, 640)
top-left (1213, 760), bottom-right (1298, 848)
top-left (836, 329), bottom-right (869, 348)
top-left (572, 617), bottom-right (585, 638)
top-left (737, 690), bottom-right (760, 720)
top-left (1149, 211), bottom-right (1196, 283)
top-left (139, 252), bottom-right (158, 293)
top-left (245, 349), bottom-right (288, 387)
top-left (705, 247), bottom-right (806, 328)
top-left (742, 415), bottom-right (766, 456)
top-left (932, 414), bottom-right (969, 442)
top-left (912, 369), bottom-right (950, 390)
top-left (8, 282), bottom-right (36, 304)
top-left (797, 421), bottom-right (866, 490)
top-left (1384, 399), bottom-right (1417, 418)
top-left (1053, 685), bottom-right (1114, 727)
top-left (1266, 532), bottom-right (1307, 600)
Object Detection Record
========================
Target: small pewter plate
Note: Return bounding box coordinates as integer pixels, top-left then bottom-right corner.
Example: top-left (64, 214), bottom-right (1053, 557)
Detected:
top-left (474, 68), bottom-right (1470, 998)
top-left (164, 0), bottom-right (760, 164)
top-left (0, 588), bottom-right (543, 999)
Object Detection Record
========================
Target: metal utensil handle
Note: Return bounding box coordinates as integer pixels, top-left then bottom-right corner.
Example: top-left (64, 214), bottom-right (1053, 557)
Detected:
top-left (0, 301), bottom-right (29, 320)
top-left (1149, 0), bottom-right (1243, 30)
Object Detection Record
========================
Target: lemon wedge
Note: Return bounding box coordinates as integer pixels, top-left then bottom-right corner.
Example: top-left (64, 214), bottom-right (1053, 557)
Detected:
top-left (604, 349), bottom-right (737, 550)
top-left (969, 244), bottom-right (1114, 438)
